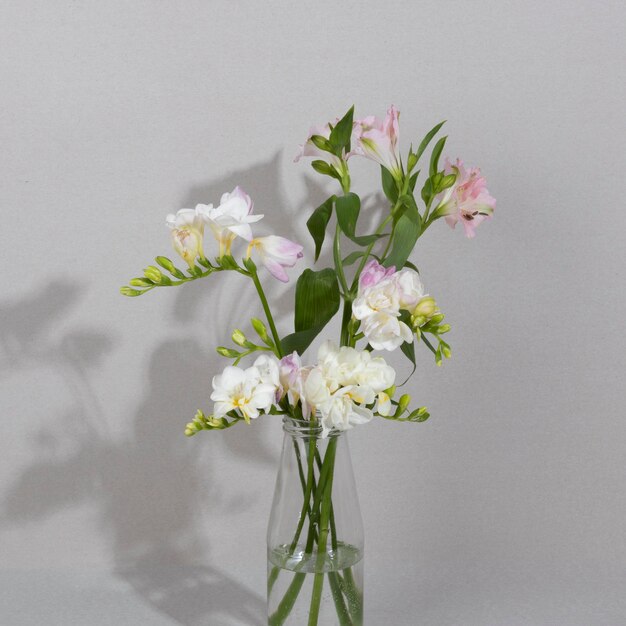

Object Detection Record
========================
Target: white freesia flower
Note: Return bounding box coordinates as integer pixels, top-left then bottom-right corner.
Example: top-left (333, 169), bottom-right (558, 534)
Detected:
top-left (317, 387), bottom-right (375, 438)
top-left (166, 207), bottom-right (205, 267)
top-left (353, 262), bottom-right (426, 351)
top-left (300, 342), bottom-right (397, 437)
top-left (253, 354), bottom-right (281, 400)
top-left (210, 364), bottom-right (277, 421)
top-left (198, 186), bottom-right (263, 256)
top-left (394, 268), bottom-right (426, 310)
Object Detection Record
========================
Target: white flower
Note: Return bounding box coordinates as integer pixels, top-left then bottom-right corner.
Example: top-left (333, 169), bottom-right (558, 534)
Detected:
top-left (166, 207), bottom-right (205, 267)
top-left (353, 263), bottom-right (426, 351)
top-left (300, 341), bottom-right (397, 437)
top-left (253, 354), bottom-right (281, 401)
top-left (376, 391), bottom-right (392, 416)
top-left (198, 186), bottom-right (263, 257)
top-left (210, 364), bottom-right (277, 421)
top-left (393, 268), bottom-right (426, 310)
top-left (317, 387), bottom-right (374, 438)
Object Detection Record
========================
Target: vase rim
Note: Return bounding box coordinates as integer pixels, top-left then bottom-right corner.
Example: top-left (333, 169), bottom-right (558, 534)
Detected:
top-left (281, 415), bottom-right (343, 438)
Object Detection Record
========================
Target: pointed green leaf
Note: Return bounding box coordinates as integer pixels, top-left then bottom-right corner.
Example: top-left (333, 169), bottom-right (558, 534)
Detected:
top-left (381, 166), bottom-right (399, 203)
top-left (281, 268), bottom-right (340, 355)
top-left (429, 136), bottom-right (447, 177)
top-left (415, 121), bottom-right (445, 163)
top-left (329, 105), bottom-right (354, 154)
top-left (335, 193), bottom-right (360, 237)
top-left (306, 196), bottom-right (334, 262)
top-left (384, 195), bottom-right (422, 269)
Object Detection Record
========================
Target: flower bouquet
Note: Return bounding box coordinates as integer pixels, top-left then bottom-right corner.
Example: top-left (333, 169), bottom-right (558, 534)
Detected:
top-left (121, 105), bottom-right (495, 625)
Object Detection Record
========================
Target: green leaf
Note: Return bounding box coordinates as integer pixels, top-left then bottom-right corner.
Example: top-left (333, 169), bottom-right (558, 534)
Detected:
top-left (342, 251), bottom-right (382, 266)
top-left (281, 268), bottom-right (340, 355)
top-left (429, 136), bottom-right (447, 177)
top-left (398, 309), bottom-right (417, 381)
top-left (384, 195), bottom-right (422, 269)
top-left (329, 105), bottom-right (354, 154)
top-left (351, 233), bottom-right (388, 246)
top-left (403, 260), bottom-right (419, 273)
top-left (335, 193), bottom-right (360, 238)
top-left (306, 196), bottom-right (334, 262)
top-left (408, 170), bottom-right (420, 192)
top-left (294, 269), bottom-right (340, 332)
top-left (415, 121), bottom-right (445, 163)
top-left (381, 166), bottom-right (399, 203)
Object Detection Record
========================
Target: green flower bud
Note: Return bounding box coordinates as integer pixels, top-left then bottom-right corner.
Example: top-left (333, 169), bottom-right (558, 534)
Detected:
top-left (120, 286), bottom-right (142, 297)
top-left (430, 313), bottom-right (445, 325)
top-left (231, 329), bottom-right (247, 347)
top-left (397, 394), bottom-right (411, 414)
top-left (144, 266), bottom-right (164, 283)
top-left (442, 344), bottom-right (452, 358)
top-left (407, 150), bottom-right (418, 173)
top-left (438, 324), bottom-right (451, 334)
top-left (217, 346), bottom-right (240, 358)
top-left (129, 278), bottom-right (153, 287)
top-left (414, 296), bottom-right (438, 320)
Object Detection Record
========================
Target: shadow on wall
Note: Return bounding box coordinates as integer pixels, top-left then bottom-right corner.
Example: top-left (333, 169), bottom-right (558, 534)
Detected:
top-left (0, 153), bottom-right (329, 626)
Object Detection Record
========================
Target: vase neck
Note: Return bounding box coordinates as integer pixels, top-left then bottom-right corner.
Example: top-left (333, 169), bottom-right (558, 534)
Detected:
top-left (281, 416), bottom-right (343, 440)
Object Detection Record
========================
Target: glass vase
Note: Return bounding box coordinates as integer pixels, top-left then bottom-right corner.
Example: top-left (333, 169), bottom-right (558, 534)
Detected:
top-left (267, 417), bottom-right (364, 626)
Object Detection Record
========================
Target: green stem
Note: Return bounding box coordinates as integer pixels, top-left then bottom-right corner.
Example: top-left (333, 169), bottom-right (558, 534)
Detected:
top-left (249, 267), bottom-right (283, 357)
top-left (333, 224), bottom-right (350, 297)
top-left (307, 439), bottom-right (337, 626)
top-left (289, 434), bottom-right (317, 553)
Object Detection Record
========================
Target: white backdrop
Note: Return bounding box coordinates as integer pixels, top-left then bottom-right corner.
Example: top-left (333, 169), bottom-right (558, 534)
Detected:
top-left (1, 1), bottom-right (625, 624)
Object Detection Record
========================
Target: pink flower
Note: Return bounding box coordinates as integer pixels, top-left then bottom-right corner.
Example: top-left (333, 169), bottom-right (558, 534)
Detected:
top-left (440, 159), bottom-right (496, 238)
top-left (247, 235), bottom-right (304, 283)
top-left (294, 120), bottom-right (360, 169)
top-left (358, 259), bottom-right (396, 291)
top-left (294, 124), bottom-right (343, 168)
top-left (354, 105), bottom-right (402, 178)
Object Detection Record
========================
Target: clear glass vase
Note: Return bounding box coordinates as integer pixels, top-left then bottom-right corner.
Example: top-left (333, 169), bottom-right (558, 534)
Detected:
top-left (267, 417), bottom-right (364, 626)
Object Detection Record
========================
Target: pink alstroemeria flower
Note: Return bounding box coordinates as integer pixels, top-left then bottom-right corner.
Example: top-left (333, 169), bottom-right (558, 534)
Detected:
top-left (354, 105), bottom-right (402, 179)
top-left (440, 159), bottom-right (496, 238)
top-left (294, 124), bottom-right (343, 168)
top-left (247, 235), bottom-right (304, 283)
top-left (358, 259), bottom-right (396, 291)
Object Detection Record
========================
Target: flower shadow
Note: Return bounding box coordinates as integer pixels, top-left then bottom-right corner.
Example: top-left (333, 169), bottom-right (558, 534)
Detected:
top-left (1, 153), bottom-right (313, 624)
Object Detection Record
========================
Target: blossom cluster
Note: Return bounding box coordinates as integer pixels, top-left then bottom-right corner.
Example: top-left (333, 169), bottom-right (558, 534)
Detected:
top-left (297, 106), bottom-right (496, 238)
top-left (210, 341), bottom-right (396, 437)
top-left (166, 186), bottom-right (303, 282)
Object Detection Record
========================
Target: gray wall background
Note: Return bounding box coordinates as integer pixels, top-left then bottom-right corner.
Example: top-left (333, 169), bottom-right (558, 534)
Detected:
top-left (1, 1), bottom-right (625, 624)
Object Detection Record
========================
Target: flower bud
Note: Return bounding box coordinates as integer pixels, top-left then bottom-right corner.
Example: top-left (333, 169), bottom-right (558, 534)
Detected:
top-left (144, 266), bottom-right (164, 283)
top-left (407, 150), bottom-right (418, 173)
top-left (231, 329), bottom-right (247, 347)
top-left (414, 296), bottom-right (438, 320)
top-left (438, 324), bottom-right (451, 334)
top-left (217, 346), bottom-right (240, 358)
top-left (396, 394), bottom-right (411, 415)
top-left (442, 344), bottom-right (452, 358)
